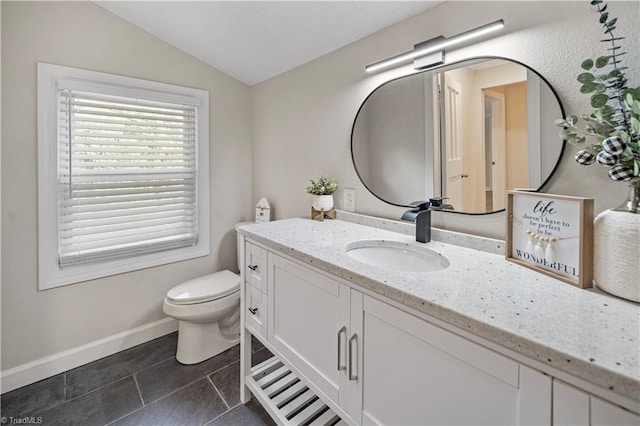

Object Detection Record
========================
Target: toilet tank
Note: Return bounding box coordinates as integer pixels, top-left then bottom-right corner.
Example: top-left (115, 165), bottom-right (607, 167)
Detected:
top-left (235, 222), bottom-right (254, 273)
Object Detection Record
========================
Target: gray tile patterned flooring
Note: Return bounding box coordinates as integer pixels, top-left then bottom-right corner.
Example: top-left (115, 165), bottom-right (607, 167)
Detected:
top-left (0, 333), bottom-right (276, 426)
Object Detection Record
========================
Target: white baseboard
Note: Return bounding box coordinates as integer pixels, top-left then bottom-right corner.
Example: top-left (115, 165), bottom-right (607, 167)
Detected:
top-left (0, 317), bottom-right (178, 394)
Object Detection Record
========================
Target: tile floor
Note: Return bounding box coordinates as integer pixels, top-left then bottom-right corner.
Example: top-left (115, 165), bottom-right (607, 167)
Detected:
top-left (1, 333), bottom-right (276, 426)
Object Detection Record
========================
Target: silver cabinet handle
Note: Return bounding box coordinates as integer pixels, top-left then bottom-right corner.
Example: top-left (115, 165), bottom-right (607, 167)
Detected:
top-left (348, 333), bottom-right (358, 381)
top-left (337, 326), bottom-right (347, 371)
top-left (248, 307), bottom-right (258, 315)
top-left (248, 264), bottom-right (258, 271)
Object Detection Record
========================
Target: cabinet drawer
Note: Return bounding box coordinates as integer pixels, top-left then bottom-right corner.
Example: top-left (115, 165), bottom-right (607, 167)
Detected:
top-left (246, 242), bottom-right (267, 293)
top-left (246, 285), bottom-right (267, 338)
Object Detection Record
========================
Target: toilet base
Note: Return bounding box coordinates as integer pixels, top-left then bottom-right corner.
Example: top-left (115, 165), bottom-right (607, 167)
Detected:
top-left (176, 320), bottom-right (240, 364)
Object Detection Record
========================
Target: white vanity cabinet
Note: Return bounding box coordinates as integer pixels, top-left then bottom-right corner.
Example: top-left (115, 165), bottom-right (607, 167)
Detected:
top-left (252, 247), bottom-right (553, 425)
top-left (240, 238), bottom-right (638, 426)
top-left (267, 253), bottom-right (362, 423)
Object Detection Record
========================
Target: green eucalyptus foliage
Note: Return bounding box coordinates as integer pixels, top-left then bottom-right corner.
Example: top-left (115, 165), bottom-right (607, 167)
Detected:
top-left (305, 176), bottom-right (338, 195)
top-left (556, 0), bottom-right (640, 181)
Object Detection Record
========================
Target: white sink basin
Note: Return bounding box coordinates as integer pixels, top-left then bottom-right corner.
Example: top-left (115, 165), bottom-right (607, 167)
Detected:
top-left (344, 240), bottom-right (449, 273)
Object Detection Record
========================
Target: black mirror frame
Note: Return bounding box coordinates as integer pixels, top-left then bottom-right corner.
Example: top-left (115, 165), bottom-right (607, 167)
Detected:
top-left (350, 55), bottom-right (567, 215)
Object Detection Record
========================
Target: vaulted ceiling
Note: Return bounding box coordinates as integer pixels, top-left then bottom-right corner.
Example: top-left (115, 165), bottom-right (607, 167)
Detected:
top-left (95, 1), bottom-right (442, 86)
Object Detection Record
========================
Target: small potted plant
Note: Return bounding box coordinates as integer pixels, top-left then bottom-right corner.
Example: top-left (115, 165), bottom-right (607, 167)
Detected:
top-left (305, 176), bottom-right (338, 211)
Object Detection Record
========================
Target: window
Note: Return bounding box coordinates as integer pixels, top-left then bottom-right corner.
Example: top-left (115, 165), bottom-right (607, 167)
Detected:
top-left (38, 63), bottom-right (209, 289)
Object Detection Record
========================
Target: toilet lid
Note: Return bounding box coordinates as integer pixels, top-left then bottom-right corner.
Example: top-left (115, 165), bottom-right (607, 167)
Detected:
top-left (167, 270), bottom-right (240, 304)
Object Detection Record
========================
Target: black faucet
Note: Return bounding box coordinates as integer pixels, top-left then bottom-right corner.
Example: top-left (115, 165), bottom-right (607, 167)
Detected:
top-left (401, 201), bottom-right (432, 243)
top-left (428, 197), bottom-right (454, 211)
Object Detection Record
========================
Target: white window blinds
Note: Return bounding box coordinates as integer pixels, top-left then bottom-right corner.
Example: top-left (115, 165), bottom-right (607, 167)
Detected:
top-left (57, 88), bottom-right (198, 267)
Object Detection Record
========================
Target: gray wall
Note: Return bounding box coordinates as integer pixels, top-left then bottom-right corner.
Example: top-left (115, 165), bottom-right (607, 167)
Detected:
top-left (356, 76), bottom-right (426, 204)
top-left (1, 2), bottom-right (253, 369)
top-left (250, 1), bottom-right (640, 238)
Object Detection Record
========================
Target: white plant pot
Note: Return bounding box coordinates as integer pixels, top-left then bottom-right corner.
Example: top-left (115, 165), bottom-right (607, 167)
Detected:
top-left (312, 195), bottom-right (334, 211)
top-left (593, 181), bottom-right (640, 302)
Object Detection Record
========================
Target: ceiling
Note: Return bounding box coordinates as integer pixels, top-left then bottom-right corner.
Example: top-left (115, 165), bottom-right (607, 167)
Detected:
top-left (95, 1), bottom-right (442, 86)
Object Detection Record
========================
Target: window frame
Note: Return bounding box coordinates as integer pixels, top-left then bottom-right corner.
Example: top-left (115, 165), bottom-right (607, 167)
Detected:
top-left (37, 63), bottom-right (210, 290)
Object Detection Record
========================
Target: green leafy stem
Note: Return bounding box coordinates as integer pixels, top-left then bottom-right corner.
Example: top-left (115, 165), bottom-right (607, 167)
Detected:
top-left (555, 0), bottom-right (640, 180)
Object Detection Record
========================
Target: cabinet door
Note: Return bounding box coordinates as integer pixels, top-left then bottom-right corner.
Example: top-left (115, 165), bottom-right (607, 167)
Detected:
top-left (267, 253), bottom-right (348, 404)
top-left (519, 365), bottom-right (552, 425)
top-left (246, 242), bottom-right (267, 293)
top-left (362, 295), bottom-right (525, 426)
top-left (340, 289), bottom-right (363, 424)
top-left (591, 396), bottom-right (640, 426)
top-left (553, 380), bottom-right (589, 426)
top-left (553, 380), bottom-right (640, 426)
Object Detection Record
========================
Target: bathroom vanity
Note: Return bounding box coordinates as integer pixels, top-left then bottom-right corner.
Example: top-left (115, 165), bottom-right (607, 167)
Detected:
top-left (237, 215), bottom-right (639, 425)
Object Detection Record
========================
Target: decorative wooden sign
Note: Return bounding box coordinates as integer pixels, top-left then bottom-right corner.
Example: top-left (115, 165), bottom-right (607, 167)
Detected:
top-left (506, 191), bottom-right (594, 288)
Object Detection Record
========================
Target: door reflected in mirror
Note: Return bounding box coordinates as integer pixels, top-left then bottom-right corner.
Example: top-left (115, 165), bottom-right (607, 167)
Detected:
top-left (351, 57), bottom-right (565, 214)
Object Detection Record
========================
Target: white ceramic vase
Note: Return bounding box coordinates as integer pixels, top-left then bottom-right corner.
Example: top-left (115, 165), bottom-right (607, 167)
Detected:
top-left (593, 181), bottom-right (640, 302)
top-left (312, 195), bottom-right (334, 211)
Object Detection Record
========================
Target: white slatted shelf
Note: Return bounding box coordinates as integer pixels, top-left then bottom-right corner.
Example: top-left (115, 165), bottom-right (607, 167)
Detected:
top-left (256, 365), bottom-right (291, 389)
top-left (308, 408), bottom-right (340, 426)
top-left (272, 381), bottom-right (307, 408)
top-left (279, 390), bottom-right (316, 419)
top-left (289, 398), bottom-right (329, 425)
top-left (263, 371), bottom-right (299, 398)
top-left (246, 357), bottom-right (343, 426)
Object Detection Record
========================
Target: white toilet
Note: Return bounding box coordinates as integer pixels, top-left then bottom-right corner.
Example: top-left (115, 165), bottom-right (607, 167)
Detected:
top-left (163, 224), bottom-right (250, 364)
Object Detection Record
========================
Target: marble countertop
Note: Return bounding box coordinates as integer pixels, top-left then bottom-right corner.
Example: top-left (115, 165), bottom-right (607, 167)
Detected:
top-left (238, 217), bottom-right (640, 406)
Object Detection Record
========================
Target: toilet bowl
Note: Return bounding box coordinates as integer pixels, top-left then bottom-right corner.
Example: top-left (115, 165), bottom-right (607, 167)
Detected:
top-left (163, 222), bottom-right (254, 364)
top-left (163, 269), bottom-right (241, 364)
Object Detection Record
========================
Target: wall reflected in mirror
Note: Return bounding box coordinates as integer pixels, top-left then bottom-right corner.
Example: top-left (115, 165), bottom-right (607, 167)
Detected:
top-left (351, 57), bottom-right (565, 214)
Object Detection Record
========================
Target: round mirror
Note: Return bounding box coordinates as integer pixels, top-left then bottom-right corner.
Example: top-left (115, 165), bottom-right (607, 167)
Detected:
top-left (351, 57), bottom-right (566, 214)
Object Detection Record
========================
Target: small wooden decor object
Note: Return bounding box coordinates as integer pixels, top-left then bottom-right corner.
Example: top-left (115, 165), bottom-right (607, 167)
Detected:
top-left (311, 207), bottom-right (336, 221)
top-left (255, 197), bottom-right (271, 223)
top-left (506, 191), bottom-right (594, 288)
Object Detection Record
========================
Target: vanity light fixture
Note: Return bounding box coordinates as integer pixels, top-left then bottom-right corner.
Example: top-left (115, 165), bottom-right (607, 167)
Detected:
top-left (365, 19), bottom-right (505, 73)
